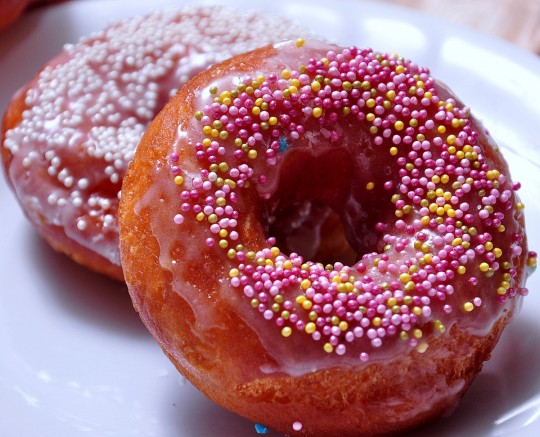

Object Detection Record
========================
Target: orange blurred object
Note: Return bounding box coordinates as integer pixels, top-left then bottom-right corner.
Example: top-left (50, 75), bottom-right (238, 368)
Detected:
top-left (0, 0), bottom-right (65, 30)
top-left (0, 0), bottom-right (29, 29)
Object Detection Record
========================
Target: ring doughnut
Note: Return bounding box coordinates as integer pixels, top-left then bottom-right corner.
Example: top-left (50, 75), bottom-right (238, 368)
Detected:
top-left (1, 6), bottom-right (308, 280)
top-left (120, 40), bottom-right (534, 435)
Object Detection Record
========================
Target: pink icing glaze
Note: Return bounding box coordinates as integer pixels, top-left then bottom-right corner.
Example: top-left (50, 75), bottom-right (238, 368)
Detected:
top-left (136, 39), bottom-right (532, 378)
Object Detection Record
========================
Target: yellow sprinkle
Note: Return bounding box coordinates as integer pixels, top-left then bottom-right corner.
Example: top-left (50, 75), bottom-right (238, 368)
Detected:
top-left (305, 322), bottom-right (316, 334)
top-left (437, 125), bottom-right (446, 134)
top-left (339, 321), bottom-right (349, 331)
top-left (311, 81), bottom-right (322, 93)
top-left (174, 175), bottom-right (184, 185)
top-left (399, 273), bottom-right (411, 284)
top-left (312, 107), bottom-right (323, 118)
top-left (247, 150), bottom-right (258, 159)
top-left (479, 262), bottom-right (489, 272)
top-left (281, 69), bottom-right (291, 79)
top-left (463, 302), bottom-right (474, 312)
top-left (457, 266), bottom-right (466, 274)
top-left (366, 182), bottom-right (375, 190)
top-left (416, 342), bottom-right (429, 353)
top-left (218, 239), bottom-right (228, 249)
top-left (404, 281), bottom-right (415, 292)
top-left (229, 268), bottom-right (239, 278)
top-left (447, 134), bottom-right (456, 145)
top-left (433, 320), bottom-right (446, 333)
top-left (486, 169), bottom-right (500, 180)
top-left (296, 295), bottom-right (306, 305)
top-left (283, 260), bottom-right (293, 269)
top-left (295, 37), bottom-right (305, 47)
top-left (394, 121), bottom-right (404, 131)
top-left (366, 98), bottom-right (376, 108)
top-left (281, 327), bottom-right (292, 337)
top-left (413, 328), bottom-right (423, 339)
top-left (389, 147), bottom-right (398, 156)
top-left (196, 212), bottom-right (205, 222)
top-left (209, 85), bottom-right (218, 94)
top-left (302, 300), bottom-right (313, 310)
top-left (323, 343), bottom-right (334, 353)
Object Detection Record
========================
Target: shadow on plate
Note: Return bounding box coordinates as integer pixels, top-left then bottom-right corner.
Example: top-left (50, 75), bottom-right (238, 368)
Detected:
top-left (159, 315), bottom-right (540, 437)
top-left (27, 230), bottom-right (149, 339)
top-left (164, 379), bottom-right (284, 437)
top-left (402, 314), bottom-right (540, 436)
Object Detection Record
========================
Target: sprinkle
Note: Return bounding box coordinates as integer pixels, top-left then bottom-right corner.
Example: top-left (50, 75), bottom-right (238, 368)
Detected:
top-left (255, 424), bottom-right (269, 434)
top-left (293, 421), bottom-right (303, 431)
top-left (463, 302), bottom-right (474, 312)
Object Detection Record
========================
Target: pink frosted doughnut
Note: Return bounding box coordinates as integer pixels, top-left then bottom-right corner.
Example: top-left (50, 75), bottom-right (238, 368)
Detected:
top-left (120, 40), bottom-right (534, 435)
top-left (1, 6), bottom-right (308, 280)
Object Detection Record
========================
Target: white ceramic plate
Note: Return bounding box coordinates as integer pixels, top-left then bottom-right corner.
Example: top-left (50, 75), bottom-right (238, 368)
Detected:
top-left (1, 0), bottom-right (540, 435)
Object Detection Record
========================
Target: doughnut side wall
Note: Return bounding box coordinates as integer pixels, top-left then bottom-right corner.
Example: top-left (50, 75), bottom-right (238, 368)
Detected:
top-left (119, 41), bottom-right (532, 436)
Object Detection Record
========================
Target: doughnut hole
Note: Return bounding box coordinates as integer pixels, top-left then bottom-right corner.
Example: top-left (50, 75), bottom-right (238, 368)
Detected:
top-left (264, 126), bottom-right (398, 267)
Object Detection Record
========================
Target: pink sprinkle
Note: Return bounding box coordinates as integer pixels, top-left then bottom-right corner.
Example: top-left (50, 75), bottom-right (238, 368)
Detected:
top-left (292, 421), bottom-right (303, 431)
top-left (173, 214), bottom-right (184, 225)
